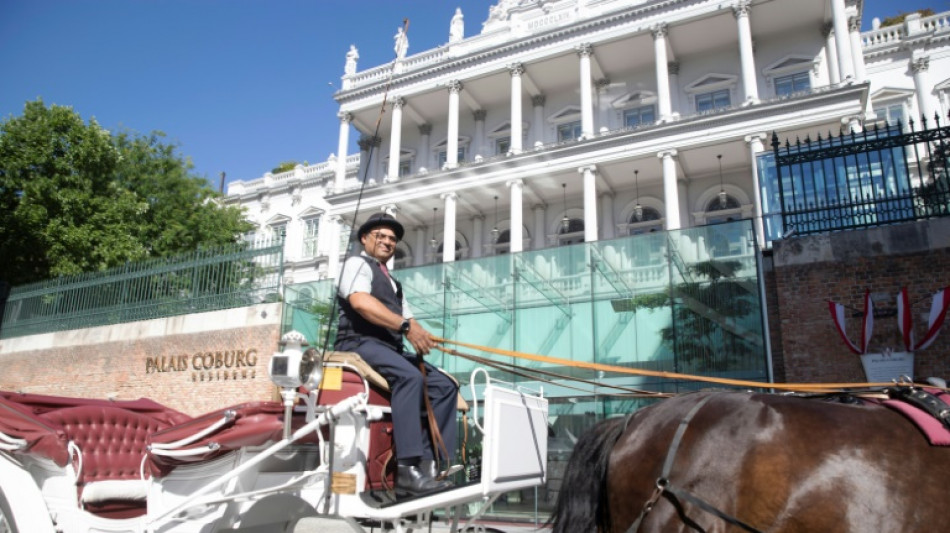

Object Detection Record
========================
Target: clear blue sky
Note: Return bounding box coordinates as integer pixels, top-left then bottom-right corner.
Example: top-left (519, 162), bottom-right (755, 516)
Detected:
top-left (1, 0), bottom-right (944, 190)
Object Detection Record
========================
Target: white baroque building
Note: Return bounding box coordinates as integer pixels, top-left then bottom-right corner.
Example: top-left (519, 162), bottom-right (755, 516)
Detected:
top-left (225, 0), bottom-right (950, 286)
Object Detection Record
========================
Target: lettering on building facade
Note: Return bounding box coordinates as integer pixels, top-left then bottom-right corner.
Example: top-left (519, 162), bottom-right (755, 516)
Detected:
top-left (145, 349), bottom-right (260, 381)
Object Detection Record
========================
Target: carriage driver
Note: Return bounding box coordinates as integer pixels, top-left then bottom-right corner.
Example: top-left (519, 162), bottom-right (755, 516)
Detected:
top-left (334, 212), bottom-right (459, 496)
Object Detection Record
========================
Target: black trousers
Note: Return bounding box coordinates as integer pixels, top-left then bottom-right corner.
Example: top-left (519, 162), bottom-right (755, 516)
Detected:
top-left (336, 336), bottom-right (458, 462)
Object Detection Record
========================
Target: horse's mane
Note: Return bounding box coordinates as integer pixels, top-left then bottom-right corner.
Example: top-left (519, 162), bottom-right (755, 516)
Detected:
top-left (549, 415), bottom-right (628, 533)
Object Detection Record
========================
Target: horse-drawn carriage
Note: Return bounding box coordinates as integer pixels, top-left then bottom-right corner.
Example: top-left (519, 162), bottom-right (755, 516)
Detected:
top-left (0, 332), bottom-right (549, 533)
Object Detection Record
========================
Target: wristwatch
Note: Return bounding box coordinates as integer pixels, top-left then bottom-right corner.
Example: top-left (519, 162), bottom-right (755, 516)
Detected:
top-left (399, 319), bottom-right (411, 334)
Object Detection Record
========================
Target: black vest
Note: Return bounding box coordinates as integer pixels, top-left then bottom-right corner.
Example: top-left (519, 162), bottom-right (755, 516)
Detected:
top-left (335, 256), bottom-right (404, 351)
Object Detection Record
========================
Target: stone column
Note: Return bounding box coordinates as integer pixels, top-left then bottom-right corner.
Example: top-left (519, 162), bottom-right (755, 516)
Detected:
top-left (414, 226), bottom-right (426, 266)
top-left (848, 16), bottom-right (867, 83)
top-left (823, 24), bottom-right (841, 84)
top-left (652, 24), bottom-right (672, 121)
top-left (357, 136), bottom-right (374, 184)
top-left (372, 136), bottom-right (384, 183)
top-left (335, 112), bottom-right (352, 192)
top-left (734, 1), bottom-right (759, 104)
top-left (600, 192), bottom-right (615, 240)
top-left (830, 0), bottom-right (854, 81)
top-left (441, 193), bottom-right (458, 263)
top-left (532, 95), bottom-right (546, 148)
top-left (580, 166), bottom-right (598, 242)
top-left (596, 78), bottom-right (611, 134)
top-left (471, 214), bottom-right (484, 258)
top-left (658, 150), bottom-right (681, 230)
top-left (446, 80), bottom-right (463, 168)
top-left (473, 110), bottom-right (487, 160)
top-left (507, 179), bottom-right (524, 253)
top-left (576, 44), bottom-right (595, 139)
top-left (532, 203), bottom-right (546, 250)
top-left (387, 97), bottom-right (404, 181)
top-left (745, 133), bottom-right (768, 248)
top-left (912, 56), bottom-right (936, 123)
top-left (327, 215), bottom-right (343, 279)
top-left (418, 124), bottom-right (432, 171)
top-left (668, 62), bottom-right (681, 118)
top-left (509, 63), bottom-right (524, 154)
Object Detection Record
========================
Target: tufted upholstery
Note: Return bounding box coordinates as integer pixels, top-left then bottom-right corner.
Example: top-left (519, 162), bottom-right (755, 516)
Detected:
top-left (42, 406), bottom-right (170, 486)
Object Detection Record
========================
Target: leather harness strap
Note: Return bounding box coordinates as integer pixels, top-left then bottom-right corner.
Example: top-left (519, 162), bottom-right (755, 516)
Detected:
top-left (626, 394), bottom-right (764, 533)
top-left (416, 356), bottom-right (450, 474)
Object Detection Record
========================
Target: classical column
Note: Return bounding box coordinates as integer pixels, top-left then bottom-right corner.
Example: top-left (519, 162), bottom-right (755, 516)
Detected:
top-left (576, 44), bottom-right (595, 139)
top-left (600, 192), bottom-right (615, 240)
top-left (357, 136), bottom-right (374, 183)
top-left (658, 150), bottom-right (681, 230)
top-left (912, 56), bottom-right (936, 123)
top-left (532, 95), bottom-right (546, 147)
top-left (580, 166), bottom-right (598, 242)
top-left (507, 179), bottom-right (524, 253)
top-left (327, 215), bottom-right (343, 278)
top-left (441, 193), bottom-right (458, 263)
top-left (418, 124), bottom-right (432, 171)
top-left (372, 136), bottom-right (384, 183)
top-left (473, 110), bottom-right (487, 160)
top-left (745, 133), bottom-right (768, 248)
top-left (532, 203), bottom-right (546, 250)
top-left (734, 1), bottom-right (760, 104)
top-left (509, 63), bottom-right (524, 154)
top-left (830, 0), bottom-right (854, 81)
top-left (387, 97), bottom-right (405, 181)
top-left (652, 24), bottom-right (672, 122)
top-left (335, 112), bottom-right (352, 192)
top-left (471, 214), bottom-right (484, 258)
top-left (668, 62), bottom-right (681, 118)
top-left (414, 226), bottom-right (426, 266)
top-left (823, 24), bottom-right (841, 84)
top-left (446, 80), bottom-right (463, 168)
top-left (596, 78), bottom-right (611, 133)
top-left (848, 16), bottom-right (867, 83)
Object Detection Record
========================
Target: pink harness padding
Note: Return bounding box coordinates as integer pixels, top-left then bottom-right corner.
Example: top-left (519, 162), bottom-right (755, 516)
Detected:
top-left (882, 390), bottom-right (950, 446)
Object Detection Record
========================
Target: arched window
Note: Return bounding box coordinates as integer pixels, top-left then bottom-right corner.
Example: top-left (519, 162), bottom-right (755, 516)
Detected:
top-left (558, 218), bottom-right (585, 245)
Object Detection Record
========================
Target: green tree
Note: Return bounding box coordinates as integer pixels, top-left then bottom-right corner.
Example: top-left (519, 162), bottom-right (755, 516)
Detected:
top-left (0, 99), bottom-right (251, 286)
top-left (880, 8), bottom-right (935, 27)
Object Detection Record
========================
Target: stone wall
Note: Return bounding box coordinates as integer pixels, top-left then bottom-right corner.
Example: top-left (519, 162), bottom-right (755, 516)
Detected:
top-left (0, 304), bottom-right (283, 416)
top-left (769, 219), bottom-right (950, 384)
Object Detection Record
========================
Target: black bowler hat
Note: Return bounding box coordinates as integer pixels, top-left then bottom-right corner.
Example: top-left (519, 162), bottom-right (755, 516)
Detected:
top-left (357, 213), bottom-right (405, 241)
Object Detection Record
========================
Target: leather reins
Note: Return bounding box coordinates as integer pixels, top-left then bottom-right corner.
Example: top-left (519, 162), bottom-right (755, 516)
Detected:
top-left (625, 394), bottom-right (764, 533)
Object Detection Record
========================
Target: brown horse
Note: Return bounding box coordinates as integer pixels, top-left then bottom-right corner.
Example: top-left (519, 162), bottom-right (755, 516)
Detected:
top-left (550, 390), bottom-right (950, 533)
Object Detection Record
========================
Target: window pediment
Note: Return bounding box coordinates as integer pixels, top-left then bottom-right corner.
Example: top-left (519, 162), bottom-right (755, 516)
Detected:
top-left (547, 105), bottom-right (582, 124)
top-left (612, 90), bottom-right (657, 109)
top-left (297, 206), bottom-right (324, 219)
top-left (488, 121), bottom-right (529, 137)
top-left (685, 74), bottom-right (738, 94)
top-left (433, 136), bottom-right (471, 149)
top-left (763, 55), bottom-right (818, 78)
top-left (266, 213), bottom-right (291, 226)
top-left (870, 87), bottom-right (915, 104)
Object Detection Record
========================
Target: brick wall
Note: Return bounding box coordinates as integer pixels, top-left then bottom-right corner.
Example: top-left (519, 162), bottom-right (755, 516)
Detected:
top-left (769, 219), bottom-right (950, 384)
top-left (0, 304), bottom-right (282, 415)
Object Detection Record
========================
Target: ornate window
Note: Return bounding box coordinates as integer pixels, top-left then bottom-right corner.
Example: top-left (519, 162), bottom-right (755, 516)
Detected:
top-left (623, 105), bottom-right (656, 128)
top-left (302, 217), bottom-right (320, 258)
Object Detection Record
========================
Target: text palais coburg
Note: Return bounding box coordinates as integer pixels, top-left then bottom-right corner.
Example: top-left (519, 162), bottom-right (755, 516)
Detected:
top-left (145, 349), bottom-right (260, 381)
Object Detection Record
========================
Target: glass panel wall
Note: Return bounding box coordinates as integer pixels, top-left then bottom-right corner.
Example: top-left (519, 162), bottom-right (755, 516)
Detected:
top-left (282, 220), bottom-right (769, 523)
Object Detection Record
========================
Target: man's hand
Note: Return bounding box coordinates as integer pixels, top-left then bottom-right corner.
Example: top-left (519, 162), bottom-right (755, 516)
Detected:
top-left (405, 318), bottom-right (436, 356)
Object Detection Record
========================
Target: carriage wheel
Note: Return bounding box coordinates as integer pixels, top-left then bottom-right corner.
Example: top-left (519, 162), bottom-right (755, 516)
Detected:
top-left (0, 486), bottom-right (18, 533)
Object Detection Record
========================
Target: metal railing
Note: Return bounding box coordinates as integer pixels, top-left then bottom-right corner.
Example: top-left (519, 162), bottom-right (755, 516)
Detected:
top-left (0, 241), bottom-right (284, 339)
top-left (771, 114), bottom-right (950, 238)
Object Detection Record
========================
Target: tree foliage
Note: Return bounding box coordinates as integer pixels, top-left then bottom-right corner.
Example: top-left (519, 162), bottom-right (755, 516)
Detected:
top-left (0, 99), bottom-right (251, 286)
top-left (880, 8), bottom-right (935, 28)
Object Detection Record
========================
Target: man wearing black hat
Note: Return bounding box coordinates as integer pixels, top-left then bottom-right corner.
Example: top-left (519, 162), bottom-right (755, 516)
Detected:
top-left (335, 212), bottom-right (458, 496)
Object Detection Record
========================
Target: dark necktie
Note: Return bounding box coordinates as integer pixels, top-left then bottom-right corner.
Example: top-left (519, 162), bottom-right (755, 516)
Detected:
top-left (379, 261), bottom-right (391, 279)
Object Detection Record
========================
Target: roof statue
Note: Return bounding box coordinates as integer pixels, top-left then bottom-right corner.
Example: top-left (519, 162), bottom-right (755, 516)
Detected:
top-left (344, 45), bottom-right (359, 76)
top-left (449, 8), bottom-right (464, 43)
top-left (393, 26), bottom-right (409, 59)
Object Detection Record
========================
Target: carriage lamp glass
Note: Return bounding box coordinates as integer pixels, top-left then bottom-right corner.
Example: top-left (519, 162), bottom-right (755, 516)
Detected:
top-left (269, 330), bottom-right (322, 389)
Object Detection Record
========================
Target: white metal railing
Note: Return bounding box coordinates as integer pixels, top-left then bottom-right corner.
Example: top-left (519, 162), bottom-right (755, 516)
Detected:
top-left (862, 25), bottom-right (904, 48)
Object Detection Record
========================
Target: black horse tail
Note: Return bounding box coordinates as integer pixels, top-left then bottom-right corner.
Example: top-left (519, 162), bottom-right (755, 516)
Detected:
top-left (549, 416), bottom-right (628, 533)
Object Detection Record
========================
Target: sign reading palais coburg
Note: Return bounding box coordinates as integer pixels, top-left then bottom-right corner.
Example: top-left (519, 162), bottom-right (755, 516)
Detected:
top-left (145, 349), bottom-right (260, 381)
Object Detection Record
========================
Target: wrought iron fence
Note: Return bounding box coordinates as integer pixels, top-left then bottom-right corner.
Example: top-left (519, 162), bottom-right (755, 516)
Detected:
top-left (0, 241), bottom-right (283, 339)
top-left (771, 113), bottom-right (950, 237)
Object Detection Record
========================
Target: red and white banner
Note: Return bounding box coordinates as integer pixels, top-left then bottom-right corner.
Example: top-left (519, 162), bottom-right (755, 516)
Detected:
top-left (896, 287), bottom-right (914, 352)
top-left (915, 287), bottom-right (950, 351)
top-left (828, 290), bottom-right (873, 355)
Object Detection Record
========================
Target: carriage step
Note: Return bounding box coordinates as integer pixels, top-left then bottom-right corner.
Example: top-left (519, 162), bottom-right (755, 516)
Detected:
top-left (292, 514), bottom-right (363, 533)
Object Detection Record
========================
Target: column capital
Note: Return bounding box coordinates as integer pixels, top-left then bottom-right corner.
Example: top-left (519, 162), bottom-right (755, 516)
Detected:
top-left (506, 178), bottom-right (524, 188)
top-left (337, 111), bottom-right (353, 123)
top-left (667, 61), bottom-right (680, 75)
top-left (594, 78), bottom-right (611, 91)
top-left (657, 149), bottom-right (678, 159)
top-left (440, 192), bottom-right (459, 201)
top-left (532, 203), bottom-right (547, 211)
top-left (651, 23), bottom-right (668, 39)
top-left (577, 165), bottom-right (597, 174)
top-left (447, 79), bottom-right (464, 93)
top-left (471, 213), bottom-right (486, 221)
top-left (390, 96), bottom-right (405, 108)
top-left (822, 22), bottom-right (835, 38)
top-left (473, 109), bottom-right (487, 121)
top-left (732, 0), bottom-right (751, 18)
top-left (744, 132), bottom-right (768, 144)
top-left (509, 62), bottom-right (525, 76)
top-left (848, 16), bottom-right (861, 33)
top-left (418, 123), bottom-right (432, 135)
top-left (598, 191), bottom-right (616, 200)
top-left (531, 94), bottom-right (546, 107)
top-left (357, 136), bottom-right (375, 151)
top-left (912, 56), bottom-right (930, 73)
top-left (575, 43), bottom-right (593, 57)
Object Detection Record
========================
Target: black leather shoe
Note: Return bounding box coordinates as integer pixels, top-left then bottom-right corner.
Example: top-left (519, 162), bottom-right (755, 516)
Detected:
top-left (396, 464), bottom-right (452, 496)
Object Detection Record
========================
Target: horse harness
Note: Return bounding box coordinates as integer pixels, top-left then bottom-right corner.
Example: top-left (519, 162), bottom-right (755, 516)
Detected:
top-left (625, 394), bottom-right (764, 533)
